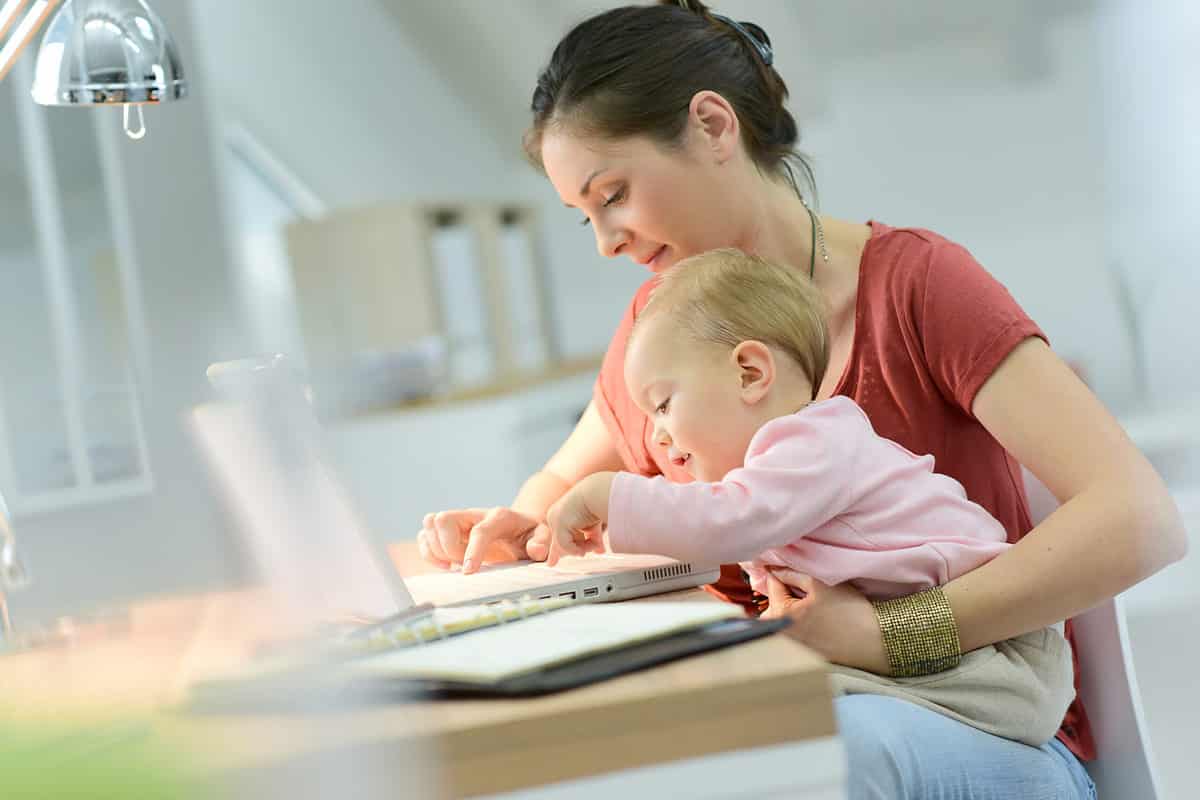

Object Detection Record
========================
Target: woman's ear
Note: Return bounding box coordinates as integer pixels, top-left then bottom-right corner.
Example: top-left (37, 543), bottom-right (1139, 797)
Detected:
top-left (732, 340), bottom-right (775, 405)
top-left (688, 90), bottom-right (740, 164)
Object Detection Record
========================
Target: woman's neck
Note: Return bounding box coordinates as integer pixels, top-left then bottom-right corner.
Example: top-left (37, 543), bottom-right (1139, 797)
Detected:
top-left (741, 178), bottom-right (815, 271)
top-left (744, 178), bottom-right (867, 336)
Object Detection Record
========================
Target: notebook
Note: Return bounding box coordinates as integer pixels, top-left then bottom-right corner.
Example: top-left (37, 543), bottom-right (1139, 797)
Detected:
top-left (402, 553), bottom-right (717, 608)
top-left (346, 602), bottom-right (744, 682)
top-left (191, 601), bottom-right (787, 706)
top-left (192, 355), bottom-right (720, 632)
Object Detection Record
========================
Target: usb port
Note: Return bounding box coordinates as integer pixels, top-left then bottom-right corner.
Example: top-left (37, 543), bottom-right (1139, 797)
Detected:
top-left (538, 595), bottom-right (552, 600)
top-left (558, 591), bottom-right (577, 600)
top-left (583, 587), bottom-right (600, 597)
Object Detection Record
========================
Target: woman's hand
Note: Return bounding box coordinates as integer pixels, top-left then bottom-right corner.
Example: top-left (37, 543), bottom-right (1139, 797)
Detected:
top-left (761, 567), bottom-right (891, 675)
top-left (416, 507), bottom-right (549, 574)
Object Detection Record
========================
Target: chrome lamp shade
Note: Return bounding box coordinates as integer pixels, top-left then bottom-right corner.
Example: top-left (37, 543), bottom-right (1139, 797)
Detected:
top-left (30, 0), bottom-right (186, 106)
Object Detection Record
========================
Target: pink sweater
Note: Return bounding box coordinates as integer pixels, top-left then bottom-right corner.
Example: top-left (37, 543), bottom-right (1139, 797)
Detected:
top-left (607, 396), bottom-right (1010, 600)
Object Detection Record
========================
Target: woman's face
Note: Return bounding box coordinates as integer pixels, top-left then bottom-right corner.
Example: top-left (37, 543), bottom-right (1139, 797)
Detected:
top-left (540, 126), bottom-right (750, 274)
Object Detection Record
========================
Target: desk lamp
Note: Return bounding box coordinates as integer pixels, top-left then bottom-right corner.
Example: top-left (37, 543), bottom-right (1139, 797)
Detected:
top-left (0, 0), bottom-right (187, 138)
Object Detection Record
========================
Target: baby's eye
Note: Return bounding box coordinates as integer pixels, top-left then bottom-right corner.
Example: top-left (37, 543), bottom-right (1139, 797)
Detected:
top-left (655, 398), bottom-right (670, 415)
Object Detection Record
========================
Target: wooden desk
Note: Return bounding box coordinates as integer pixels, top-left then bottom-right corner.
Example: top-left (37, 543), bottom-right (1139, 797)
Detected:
top-left (0, 550), bottom-right (842, 799)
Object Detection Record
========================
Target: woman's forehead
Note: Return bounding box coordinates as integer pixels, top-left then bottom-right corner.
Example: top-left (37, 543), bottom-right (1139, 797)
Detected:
top-left (542, 130), bottom-right (676, 193)
top-left (543, 131), bottom-right (627, 188)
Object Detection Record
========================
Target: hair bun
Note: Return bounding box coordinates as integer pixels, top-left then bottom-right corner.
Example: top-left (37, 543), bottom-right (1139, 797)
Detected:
top-left (739, 20), bottom-right (772, 50)
top-left (658, 0), bottom-right (713, 16)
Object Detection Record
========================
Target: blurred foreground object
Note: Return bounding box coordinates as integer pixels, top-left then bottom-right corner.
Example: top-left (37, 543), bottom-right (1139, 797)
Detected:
top-left (0, 489), bottom-right (30, 643)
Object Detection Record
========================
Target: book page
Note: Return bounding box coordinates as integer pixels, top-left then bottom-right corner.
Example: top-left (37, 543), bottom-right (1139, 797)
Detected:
top-left (343, 602), bottom-right (744, 683)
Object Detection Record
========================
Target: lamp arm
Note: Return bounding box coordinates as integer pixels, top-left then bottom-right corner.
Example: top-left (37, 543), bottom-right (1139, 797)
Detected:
top-left (0, 0), bottom-right (61, 85)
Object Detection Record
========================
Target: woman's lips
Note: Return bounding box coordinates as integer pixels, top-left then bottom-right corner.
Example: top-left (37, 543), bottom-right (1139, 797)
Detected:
top-left (647, 245), bottom-right (667, 268)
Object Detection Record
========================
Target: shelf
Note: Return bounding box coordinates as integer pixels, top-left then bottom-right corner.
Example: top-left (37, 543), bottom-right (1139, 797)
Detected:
top-left (346, 354), bottom-right (603, 419)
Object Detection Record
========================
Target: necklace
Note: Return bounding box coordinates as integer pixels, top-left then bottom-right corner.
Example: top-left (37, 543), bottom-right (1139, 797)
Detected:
top-left (806, 204), bottom-right (830, 279)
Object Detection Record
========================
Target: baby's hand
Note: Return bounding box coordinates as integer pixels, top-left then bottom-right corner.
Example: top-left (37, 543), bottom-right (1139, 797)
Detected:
top-left (545, 485), bottom-right (606, 567)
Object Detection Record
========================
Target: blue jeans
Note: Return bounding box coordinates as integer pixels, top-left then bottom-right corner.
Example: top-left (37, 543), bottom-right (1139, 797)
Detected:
top-left (836, 694), bottom-right (1097, 799)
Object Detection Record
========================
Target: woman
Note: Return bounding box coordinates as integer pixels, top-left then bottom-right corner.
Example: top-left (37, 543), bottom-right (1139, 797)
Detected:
top-left (417, 2), bottom-right (1186, 796)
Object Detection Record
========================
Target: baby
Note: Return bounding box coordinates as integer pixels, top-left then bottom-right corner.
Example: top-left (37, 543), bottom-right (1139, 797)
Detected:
top-left (545, 247), bottom-right (1073, 747)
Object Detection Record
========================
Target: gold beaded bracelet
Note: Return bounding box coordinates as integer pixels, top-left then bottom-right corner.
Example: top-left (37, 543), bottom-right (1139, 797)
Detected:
top-left (871, 587), bottom-right (962, 678)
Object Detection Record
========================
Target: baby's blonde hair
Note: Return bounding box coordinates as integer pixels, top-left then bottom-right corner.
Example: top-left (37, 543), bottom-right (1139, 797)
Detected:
top-left (634, 248), bottom-right (830, 399)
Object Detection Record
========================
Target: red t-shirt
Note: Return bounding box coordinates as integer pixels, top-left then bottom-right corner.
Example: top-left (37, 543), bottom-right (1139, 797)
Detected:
top-left (593, 220), bottom-right (1094, 759)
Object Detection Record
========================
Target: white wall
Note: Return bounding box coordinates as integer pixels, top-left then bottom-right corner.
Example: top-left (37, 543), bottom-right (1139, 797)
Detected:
top-left (1093, 0), bottom-right (1200, 412)
top-left (191, 0), bottom-right (513, 208)
top-left (802, 15), bottom-right (1138, 411)
top-left (190, 0), bottom-right (643, 364)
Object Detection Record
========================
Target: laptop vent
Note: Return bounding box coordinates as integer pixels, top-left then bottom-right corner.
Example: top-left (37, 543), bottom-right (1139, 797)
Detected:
top-left (643, 563), bottom-right (693, 582)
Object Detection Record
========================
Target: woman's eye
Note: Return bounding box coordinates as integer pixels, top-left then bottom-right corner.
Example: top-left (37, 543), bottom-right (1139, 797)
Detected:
top-left (580, 188), bottom-right (628, 225)
top-left (602, 187), bottom-right (626, 207)
top-left (580, 187), bottom-right (626, 226)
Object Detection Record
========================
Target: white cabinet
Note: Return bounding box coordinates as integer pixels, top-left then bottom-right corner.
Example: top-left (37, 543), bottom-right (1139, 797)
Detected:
top-left (326, 373), bottom-right (594, 543)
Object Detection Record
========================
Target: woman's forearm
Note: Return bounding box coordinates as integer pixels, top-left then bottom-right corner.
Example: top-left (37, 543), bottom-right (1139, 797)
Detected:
top-left (510, 399), bottom-right (625, 524)
top-left (946, 466), bottom-right (1186, 653)
top-left (510, 469), bottom-right (573, 522)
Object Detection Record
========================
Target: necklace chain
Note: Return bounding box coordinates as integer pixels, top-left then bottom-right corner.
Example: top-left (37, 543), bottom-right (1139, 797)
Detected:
top-left (804, 200), bottom-right (830, 280)
top-left (811, 207), bottom-right (830, 266)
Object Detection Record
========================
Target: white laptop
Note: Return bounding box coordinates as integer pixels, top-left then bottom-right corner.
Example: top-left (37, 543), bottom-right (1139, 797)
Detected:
top-left (190, 355), bottom-right (720, 629)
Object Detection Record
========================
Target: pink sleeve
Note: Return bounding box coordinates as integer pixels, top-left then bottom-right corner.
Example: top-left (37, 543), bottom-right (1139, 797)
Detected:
top-left (607, 409), bottom-right (861, 564)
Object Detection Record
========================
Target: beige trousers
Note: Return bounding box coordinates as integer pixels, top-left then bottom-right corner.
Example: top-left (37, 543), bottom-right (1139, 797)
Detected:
top-left (829, 625), bottom-right (1075, 747)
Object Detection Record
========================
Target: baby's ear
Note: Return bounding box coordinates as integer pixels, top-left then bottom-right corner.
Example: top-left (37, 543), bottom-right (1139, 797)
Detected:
top-left (732, 340), bottom-right (774, 404)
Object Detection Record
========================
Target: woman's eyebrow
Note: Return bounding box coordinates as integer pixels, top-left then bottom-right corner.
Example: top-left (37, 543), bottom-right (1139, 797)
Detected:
top-left (562, 168), bottom-right (609, 207)
top-left (562, 168), bottom-right (614, 209)
top-left (579, 168), bottom-right (607, 197)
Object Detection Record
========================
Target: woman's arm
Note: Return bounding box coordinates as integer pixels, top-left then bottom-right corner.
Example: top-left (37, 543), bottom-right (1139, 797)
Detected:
top-left (452, 400), bottom-right (625, 571)
top-left (510, 400), bottom-right (625, 520)
top-left (947, 337), bottom-right (1187, 651)
top-left (761, 337), bottom-right (1187, 674)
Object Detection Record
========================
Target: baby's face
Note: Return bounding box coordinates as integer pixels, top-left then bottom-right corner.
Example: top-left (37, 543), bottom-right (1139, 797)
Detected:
top-left (624, 314), bottom-right (761, 482)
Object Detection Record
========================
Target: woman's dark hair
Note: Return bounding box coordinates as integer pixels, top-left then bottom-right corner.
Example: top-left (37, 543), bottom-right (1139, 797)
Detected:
top-left (524, 0), bottom-right (816, 203)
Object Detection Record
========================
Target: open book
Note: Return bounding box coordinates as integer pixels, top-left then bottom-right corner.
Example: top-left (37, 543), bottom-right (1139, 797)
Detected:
top-left (343, 602), bottom-right (746, 683)
top-left (190, 602), bottom-right (783, 704)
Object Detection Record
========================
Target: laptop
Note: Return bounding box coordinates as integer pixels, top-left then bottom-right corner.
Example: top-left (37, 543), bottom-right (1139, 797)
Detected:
top-left (191, 355), bottom-right (720, 629)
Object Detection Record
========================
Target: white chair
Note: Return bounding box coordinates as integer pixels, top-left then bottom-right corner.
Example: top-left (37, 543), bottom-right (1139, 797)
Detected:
top-left (1023, 471), bottom-right (1164, 799)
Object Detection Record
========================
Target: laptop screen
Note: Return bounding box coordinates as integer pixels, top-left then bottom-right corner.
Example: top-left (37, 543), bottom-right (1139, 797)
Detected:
top-left (191, 355), bottom-right (413, 626)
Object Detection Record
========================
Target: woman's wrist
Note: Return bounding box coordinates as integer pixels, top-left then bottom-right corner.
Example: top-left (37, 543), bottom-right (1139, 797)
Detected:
top-left (871, 587), bottom-right (963, 677)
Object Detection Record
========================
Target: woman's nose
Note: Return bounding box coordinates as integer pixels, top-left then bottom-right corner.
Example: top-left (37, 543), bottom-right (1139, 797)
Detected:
top-left (595, 220), bottom-right (630, 258)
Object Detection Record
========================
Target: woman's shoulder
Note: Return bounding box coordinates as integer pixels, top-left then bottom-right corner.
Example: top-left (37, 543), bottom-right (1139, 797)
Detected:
top-left (860, 220), bottom-right (997, 304)
top-left (864, 220), bottom-right (980, 274)
top-left (630, 275), bottom-right (661, 316)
